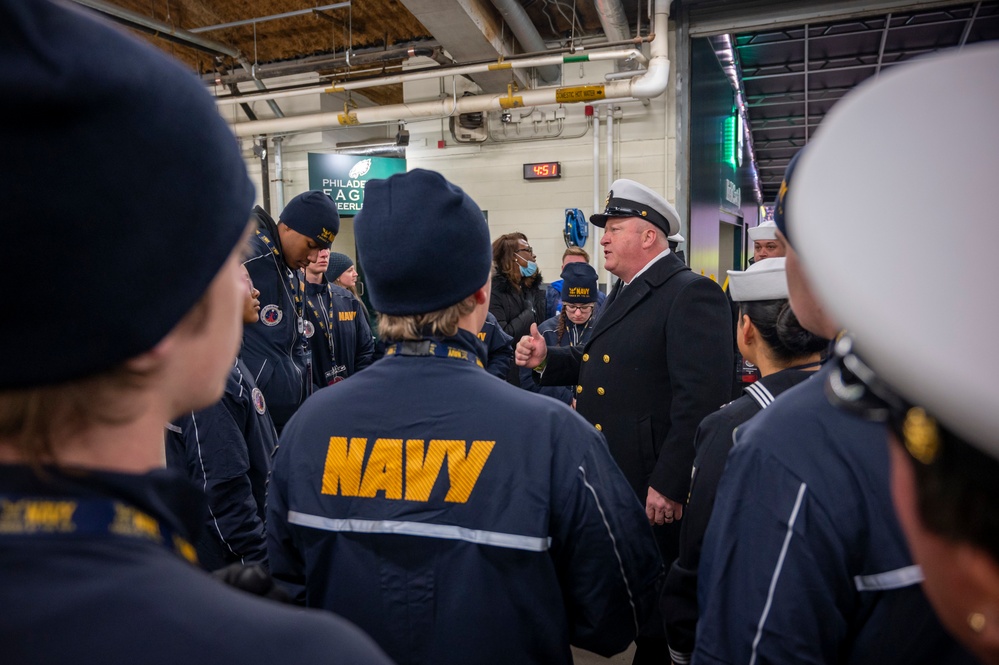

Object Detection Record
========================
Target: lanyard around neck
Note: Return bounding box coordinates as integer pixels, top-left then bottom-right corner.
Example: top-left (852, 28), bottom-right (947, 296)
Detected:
top-left (256, 229), bottom-right (304, 323)
top-left (385, 340), bottom-right (484, 369)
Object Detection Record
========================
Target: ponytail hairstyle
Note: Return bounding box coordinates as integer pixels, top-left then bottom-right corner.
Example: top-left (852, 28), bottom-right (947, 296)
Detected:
top-left (554, 310), bottom-right (568, 345)
top-left (740, 299), bottom-right (829, 364)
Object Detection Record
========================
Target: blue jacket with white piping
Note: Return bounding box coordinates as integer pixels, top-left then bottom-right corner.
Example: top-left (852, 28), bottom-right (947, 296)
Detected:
top-left (241, 207), bottom-right (311, 432)
top-left (165, 358), bottom-right (278, 572)
top-left (694, 363), bottom-right (975, 665)
top-left (267, 329), bottom-right (663, 665)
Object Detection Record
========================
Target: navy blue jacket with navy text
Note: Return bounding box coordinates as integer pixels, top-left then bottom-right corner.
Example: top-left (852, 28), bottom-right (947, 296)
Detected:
top-left (304, 279), bottom-right (374, 388)
top-left (267, 329), bottom-right (663, 665)
top-left (242, 207), bottom-right (312, 432)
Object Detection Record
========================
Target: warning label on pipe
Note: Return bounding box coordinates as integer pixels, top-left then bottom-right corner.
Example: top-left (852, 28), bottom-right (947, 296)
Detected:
top-left (556, 86), bottom-right (606, 103)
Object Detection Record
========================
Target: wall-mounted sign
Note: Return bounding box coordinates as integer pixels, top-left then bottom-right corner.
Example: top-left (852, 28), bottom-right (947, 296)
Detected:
top-left (523, 161), bottom-right (561, 180)
top-left (725, 179), bottom-right (742, 209)
top-left (308, 154), bottom-right (406, 216)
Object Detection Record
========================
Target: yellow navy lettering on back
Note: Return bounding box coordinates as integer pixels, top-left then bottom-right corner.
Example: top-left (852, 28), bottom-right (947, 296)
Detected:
top-left (477, 332), bottom-right (487, 341)
top-left (321, 437), bottom-right (495, 503)
top-left (339, 311), bottom-right (357, 322)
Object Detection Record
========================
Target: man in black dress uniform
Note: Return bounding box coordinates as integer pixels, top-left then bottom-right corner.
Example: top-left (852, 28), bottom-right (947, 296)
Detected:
top-left (516, 178), bottom-right (733, 663)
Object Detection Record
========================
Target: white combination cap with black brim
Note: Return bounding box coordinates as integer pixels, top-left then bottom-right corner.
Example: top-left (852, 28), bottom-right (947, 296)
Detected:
top-left (590, 178), bottom-right (681, 236)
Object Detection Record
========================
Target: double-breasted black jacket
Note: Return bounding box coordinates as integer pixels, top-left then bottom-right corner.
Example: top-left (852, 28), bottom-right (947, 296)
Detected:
top-left (541, 252), bottom-right (734, 504)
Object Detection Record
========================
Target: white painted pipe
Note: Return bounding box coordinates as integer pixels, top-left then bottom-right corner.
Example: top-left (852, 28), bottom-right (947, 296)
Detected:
top-left (273, 136), bottom-right (285, 212)
top-left (216, 49), bottom-right (647, 107)
top-left (601, 109), bottom-right (614, 291)
top-left (592, 112), bottom-right (603, 283)
top-left (230, 0), bottom-right (669, 138)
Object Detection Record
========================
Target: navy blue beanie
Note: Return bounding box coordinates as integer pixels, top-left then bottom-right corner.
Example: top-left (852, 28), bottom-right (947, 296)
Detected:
top-left (0, 0), bottom-right (255, 388)
top-left (773, 148), bottom-right (804, 246)
top-left (561, 263), bottom-right (598, 303)
top-left (326, 252), bottom-right (354, 281)
top-left (280, 191), bottom-right (340, 249)
top-left (355, 169), bottom-right (491, 315)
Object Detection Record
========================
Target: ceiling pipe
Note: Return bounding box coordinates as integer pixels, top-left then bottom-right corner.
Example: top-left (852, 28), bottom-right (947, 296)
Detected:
top-left (594, 0), bottom-right (633, 43)
top-left (238, 58), bottom-right (285, 118)
top-left (209, 44), bottom-right (443, 86)
top-left (189, 2), bottom-right (351, 34)
top-left (218, 48), bottom-right (647, 107)
top-left (334, 144), bottom-right (407, 157)
top-left (229, 0), bottom-right (670, 138)
top-left (71, 0), bottom-right (240, 58)
top-left (488, 0), bottom-right (561, 83)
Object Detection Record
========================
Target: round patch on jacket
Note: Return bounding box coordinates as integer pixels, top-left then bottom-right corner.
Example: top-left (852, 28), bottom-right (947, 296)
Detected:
top-left (260, 304), bottom-right (282, 326)
top-left (303, 320), bottom-right (315, 338)
top-left (251, 387), bottom-right (266, 415)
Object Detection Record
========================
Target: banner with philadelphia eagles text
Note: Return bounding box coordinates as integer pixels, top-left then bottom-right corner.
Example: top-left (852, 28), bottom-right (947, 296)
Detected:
top-left (307, 154), bottom-right (407, 217)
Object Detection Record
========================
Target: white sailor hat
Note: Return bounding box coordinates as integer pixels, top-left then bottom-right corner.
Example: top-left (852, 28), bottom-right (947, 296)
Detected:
top-left (791, 42), bottom-right (999, 457)
top-left (727, 257), bottom-right (787, 302)
top-left (590, 179), bottom-right (681, 236)
top-left (667, 232), bottom-right (685, 244)
top-left (748, 220), bottom-right (778, 241)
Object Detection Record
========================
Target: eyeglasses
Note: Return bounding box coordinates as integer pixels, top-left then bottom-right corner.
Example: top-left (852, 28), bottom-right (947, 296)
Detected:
top-left (827, 334), bottom-right (941, 464)
top-left (515, 246), bottom-right (534, 255)
top-left (563, 304), bottom-right (594, 313)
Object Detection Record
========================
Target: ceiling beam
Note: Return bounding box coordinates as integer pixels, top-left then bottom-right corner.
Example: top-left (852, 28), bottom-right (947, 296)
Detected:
top-left (688, 0), bottom-right (978, 37)
top-left (398, 0), bottom-right (528, 92)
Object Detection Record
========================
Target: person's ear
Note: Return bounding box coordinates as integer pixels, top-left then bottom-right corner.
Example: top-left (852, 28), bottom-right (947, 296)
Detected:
top-left (739, 315), bottom-right (756, 346)
top-left (124, 336), bottom-right (172, 375)
top-left (472, 282), bottom-right (490, 305)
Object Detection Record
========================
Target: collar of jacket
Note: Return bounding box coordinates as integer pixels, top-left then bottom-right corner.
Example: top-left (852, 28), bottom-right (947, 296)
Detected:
top-left (252, 205), bottom-right (285, 257)
top-left (0, 463), bottom-right (206, 544)
top-left (590, 253), bottom-right (690, 342)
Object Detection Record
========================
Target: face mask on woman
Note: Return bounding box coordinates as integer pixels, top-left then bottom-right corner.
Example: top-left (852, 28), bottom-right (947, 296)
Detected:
top-left (520, 260), bottom-right (538, 278)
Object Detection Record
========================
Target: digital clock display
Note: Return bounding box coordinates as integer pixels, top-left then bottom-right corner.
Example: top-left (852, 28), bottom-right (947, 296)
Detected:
top-left (523, 162), bottom-right (562, 180)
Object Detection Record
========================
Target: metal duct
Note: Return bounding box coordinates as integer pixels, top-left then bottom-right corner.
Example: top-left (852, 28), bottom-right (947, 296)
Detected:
top-left (334, 142), bottom-right (407, 157)
top-left (72, 0), bottom-right (239, 57)
top-left (488, 0), bottom-right (560, 83)
top-left (594, 0), bottom-right (632, 43)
